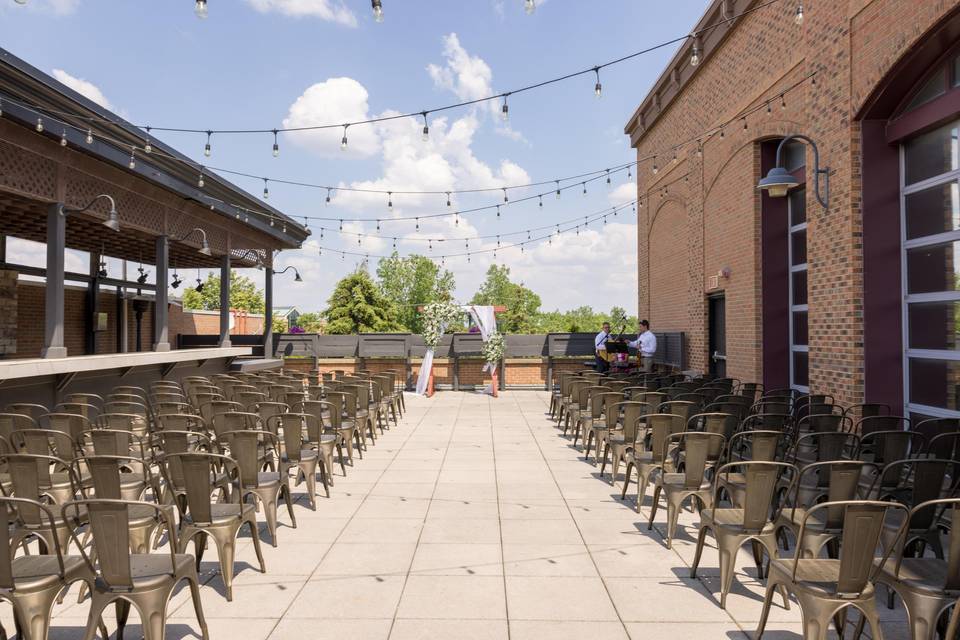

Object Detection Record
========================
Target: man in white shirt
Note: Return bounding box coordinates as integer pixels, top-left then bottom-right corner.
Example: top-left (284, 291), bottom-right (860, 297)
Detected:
top-left (627, 319), bottom-right (657, 373)
top-left (594, 322), bottom-right (611, 373)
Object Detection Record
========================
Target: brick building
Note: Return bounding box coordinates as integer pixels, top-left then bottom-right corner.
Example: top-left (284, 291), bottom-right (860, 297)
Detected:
top-left (625, 0), bottom-right (960, 417)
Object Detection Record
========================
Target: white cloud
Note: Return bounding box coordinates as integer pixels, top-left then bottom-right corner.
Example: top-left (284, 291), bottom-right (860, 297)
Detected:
top-left (245, 0), bottom-right (357, 26)
top-left (51, 69), bottom-right (112, 110)
top-left (427, 33), bottom-right (494, 104)
top-left (283, 77), bottom-right (380, 157)
top-left (4, 0), bottom-right (79, 15)
top-left (608, 182), bottom-right (636, 206)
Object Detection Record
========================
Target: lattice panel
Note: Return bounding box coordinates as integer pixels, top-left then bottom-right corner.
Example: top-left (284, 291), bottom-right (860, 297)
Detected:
top-left (0, 139), bottom-right (57, 201)
top-left (64, 166), bottom-right (164, 236)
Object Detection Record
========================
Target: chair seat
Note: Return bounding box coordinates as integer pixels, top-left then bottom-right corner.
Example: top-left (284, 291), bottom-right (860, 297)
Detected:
top-left (185, 502), bottom-right (256, 525)
top-left (878, 558), bottom-right (950, 594)
top-left (770, 558), bottom-right (876, 597)
top-left (659, 472), bottom-right (710, 491)
top-left (114, 553), bottom-right (194, 589)
top-left (701, 508), bottom-right (775, 532)
top-left (282, 449), bottom-right (319, 464)
top-left (10, 555), bottom-right (88, 592)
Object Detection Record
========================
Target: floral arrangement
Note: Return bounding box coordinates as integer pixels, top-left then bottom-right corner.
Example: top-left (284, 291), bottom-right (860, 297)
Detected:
top-left (482, 331), bottom-right (505, 365)
top-left (288, 325), bottom-right (306, 334)
top-left (421, 300), bottom-right (462, 348)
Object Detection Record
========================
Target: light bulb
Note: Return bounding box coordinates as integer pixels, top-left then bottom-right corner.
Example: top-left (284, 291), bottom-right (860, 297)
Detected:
top-left (325, 189), bottom-right (331, 205)
top-left (582, 182), bottom-right (587, 196)
top-left (372, 0), bottom-right (383, 22)
top-left (263, 179), bottom-right (269, 200)
top-left (60, 130), bottom-right (68, 147)
top-left (341, 125), bottom-right (349, 150)
top-left (272, 130), bottom-right (279, 157)
top-left (593, 67), bottom-right (602, 98)
top-left (503, 188), bottom-right (509, 203)
top-left (128, 151), bottom-right (136, 169)
top-left (195, 0), bottom-right (208, 19)
top-left (204, 131), bottom-right (212, 157)
top-left (794, 3), bottom-right (803, 25)
top-left (422, 124), bottom-right (429, 142)
top-left (555, 181), bottom-right (561, 199)
top-left (500, 96), bottom-right (509, 122)
top-left (198, 172), bottom-right (205, 188)
top-left (387, 192), bottom-right (393, 211)
top-left (144, 140), bottom-right (152, 153)
top-left (446, 192), bottom-right (451, 207)
top-left (35, 118), bottom-right (43, 133)
top-left (86, 129), bottom-right (93, 144)
top-left (690, 49), bottom-right (700, 67)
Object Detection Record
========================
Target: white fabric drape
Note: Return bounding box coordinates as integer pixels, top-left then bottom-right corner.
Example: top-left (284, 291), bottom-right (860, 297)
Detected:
top-left (415, 348), bottom-right (434, 395)
top-left (417, 305), bottom-right (499, 396)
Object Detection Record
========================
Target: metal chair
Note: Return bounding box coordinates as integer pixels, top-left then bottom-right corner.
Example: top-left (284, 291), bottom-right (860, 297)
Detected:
top-left (160, 452), bottom-right (266, 602)
top-left (600, 401), bottom-right (650, 484)
top-left (755, 500), bottom-right (908, 640)
top-left (691, 460), bottom-right (798, 609)
top-left (63, 498), bottom-right (209, 640)
top-left (648, 431), bottom-right (726, 548)
top-left (620, 413), bottom-right (686, 512)
top-left (272, 412), bottom-right (327, 508)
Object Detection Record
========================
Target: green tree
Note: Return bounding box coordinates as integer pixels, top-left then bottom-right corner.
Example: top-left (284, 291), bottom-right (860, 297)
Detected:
top-left (271, 313), bottom-right (288, 334)
top-left (470, 265), bottom-right (541, 333)
top-left (181, 271), bottom-right (265, 313)
top-left (295, 312), bottom-right (325, 333)
top-left (376, 252), bottom-right (456, 333)
top-left (323, 269), bottom-right (403, 334)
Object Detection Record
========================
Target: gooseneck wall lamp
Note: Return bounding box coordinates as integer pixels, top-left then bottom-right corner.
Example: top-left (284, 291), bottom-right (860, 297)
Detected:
top-left (58, 194), bottom-right (120, 232)
top-left (175, 227), bottom-right (213, 256)
top-left (757, 134), bottom-right (830, 209)
top-left (275, 265), bottom-right (303, 282)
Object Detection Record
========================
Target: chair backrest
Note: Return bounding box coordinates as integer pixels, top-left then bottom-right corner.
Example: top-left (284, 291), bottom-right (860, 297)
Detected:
top-left (660, 400), bottom-right (697, 423)
top-left (788, 460), bottom-right (877, 528)
top-left (728, 429), bottom-right (787, 463)
top-left (62, 498), bottom-right (175, 591)
top-left (915, 418), bottom-right (960, 445)
top-left (860, 430), bottom-right (925, 465)
top-left (160, 452), bottom-right (236, 524)
top-left (856, 415), bottom-right (911, 436)
top-left (843, 403), bottom-right (891, 422)
top-left (211, 412), bottom-right (261, 439)
top-left (273, 413), bottom-right (310, 462)
top-left (0, 453), bottom-right (81, 521)
top-left (41, 412), bottom-right (92, 446)
top-left (54, 402), bottom-right (99, 422)
top-left (63, 392), bottom-right (104, 409)
top-left (892, 498), bottom-right (960, 591)
top-left (154, 401), bottom-right (194, 417)
top-left (85, 428), bottom-right (146, 459)
top-left (6, 403), bottom-right (49, 423)
top-left (612, 401), bottom-right (650, 443)
top-left (666, 432), bottom-right (726, 489)
top-left (716, 461), bottom-right (797, 532)
top-left (868, 459), bottom-right (960, 527)
top-left (220, 429), bottom-right (277, 489)
top-left (645, 413), bottom-right (686, 463)
top-left (13, 428), bottom-right (80, 466)
top-left (590, 390), bottom-right (619, 420)
top-left (691, 412), bottom-right (737, 459)
top-left (636, 391), bottom-right (667, 411)
top-left (255, 402), bottom-right (289, 435)
top-left (0, 497), bottom-right (66, 588)
top-left (738, 382), bottom-right (763, 402)
top-left (742, 412), bottom-right (791, 432)
top-left (926, 431), bottom-right (960, 460)
top-left (235, 391), bottom-right (267, 412)
top-left (83, 455), bottom-right (144, 499)
top-left (0, 413), bottom-right (37, 442)
top-left (152, 412), bottom-right (204, 433)
top-left (789, 431), bottom-right (860, 464)
top-left (797, 413), bottom-right (851, 434)
top-left (794, 500), bottom-right (907, 596)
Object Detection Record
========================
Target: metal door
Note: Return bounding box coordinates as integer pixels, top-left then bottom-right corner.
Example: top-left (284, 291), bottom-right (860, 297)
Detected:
top-left (708, 295), bottom-right (727, 378)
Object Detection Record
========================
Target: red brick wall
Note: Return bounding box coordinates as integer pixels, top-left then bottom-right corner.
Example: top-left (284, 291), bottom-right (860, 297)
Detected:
top-left (629, 0), bottom-right (960, 406)
top-left (169, 307), bottom-right (265, 337)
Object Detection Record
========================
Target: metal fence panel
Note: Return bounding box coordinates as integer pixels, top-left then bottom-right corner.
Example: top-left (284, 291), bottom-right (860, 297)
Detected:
top-left (358, 334), bottom-right (409, 358)
top-left (506, 334), bottom-right (548, 357)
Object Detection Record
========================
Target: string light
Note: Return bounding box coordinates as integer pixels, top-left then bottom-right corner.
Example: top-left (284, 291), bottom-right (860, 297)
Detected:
top-left (339, 219), bottom-right (343, 231)
top-left (719, 125), bottom-right (725, 139)
top-left (194, 0), bottom-right (208, 19)
top-left (376, 219), bottom-right (381, 232)
top-left (627, 166), bottom-right (632, 180)
top-left (582, 182), bottom-right (587, 196)
top-left (372, 0), bottom-right (383, 22)
top-left (446, 192), bottom-right (451, 207)
top-left (794, 2), bottom-right (803, 25)
top-left (263, 178), bottom-right (269, 200)
top-left (555, 181), bottom-right (561, 199)
top-left (500, 94), bottom-right (510, 122)
top-left (421, 112), bottom-right (429, 142)
top-left (85, 128), bottom-right (93, 144)
top-left (455, 213), bottom-right (459, 226)
top-left (525, 0), bottom-right (536, 14)
top-left (340, 124), bottom-right (349, 150)
top-left (742, 117), bottom-right (748, 131)
top-left (766, 101), bottom-right (772, 115)
top-left (59, 129), bottom-right (67, 147)
top-left (416, 217), bottom-right (420, 231)
top-left (144, 128), bottom-right (152, 153)
top-left (128, 147), bottom-right (136, 169)
top-left (652, 157), bottom-right (658, 174)
top-left (538, 195), bottom-right (543, 208)
top-left (204, 130), bottom-right (212, 157)
top-left (781, 93), bottom-right (786, 109)
top-left (35, 117), bottom-right (43, 132)
top-left (272, 129), bottom-right (280, 157)
top-left (496, 205), bottom-right (501, 218)
top-left (198, 167), bottom-right (205, 188)
top-left (696, 140), bottom-right (703, 157)
top-left (690, 36), bottom-right (702, 67)
top-left (606, 169), bottom-right (612, 184)
top-left (325, 188), bottom-right (331, 205)
top-left (387, 192), bottom-right (393, 211)
top-left (593, 67), bottom-right (602, 98)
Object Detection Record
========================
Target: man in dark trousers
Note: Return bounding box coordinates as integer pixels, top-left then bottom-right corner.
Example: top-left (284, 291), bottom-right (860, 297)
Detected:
top-left (594, 321), bottom-right (611, 373)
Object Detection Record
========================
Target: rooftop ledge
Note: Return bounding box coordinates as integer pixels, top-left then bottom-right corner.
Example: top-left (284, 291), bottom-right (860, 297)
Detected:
top-left (0, 347), bottom-right (253, 381)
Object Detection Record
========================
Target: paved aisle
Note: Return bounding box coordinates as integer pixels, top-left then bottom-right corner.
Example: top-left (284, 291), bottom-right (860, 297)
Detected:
top-left (39, 391), bottom-right (909, 639)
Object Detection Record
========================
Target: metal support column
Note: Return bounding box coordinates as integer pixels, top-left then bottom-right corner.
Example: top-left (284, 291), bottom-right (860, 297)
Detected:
top-left (42, 203), bottom-right (68, 358)
top-left (86, 252), bottom-right (99, 355)
top-left (218, 254), bottom-right (231, 347)
top-left (153, 236), bottom-right (170, 351)
top-left (263, 266), bottom-right (273, 357)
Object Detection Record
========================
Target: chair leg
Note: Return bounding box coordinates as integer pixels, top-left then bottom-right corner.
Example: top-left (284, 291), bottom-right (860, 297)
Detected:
top-left (206, 528), bottom-right (238, 601)
top-left (116, 598), bottom-right (131, 640)
top-left (337, 442), bottom-right (347, 476)
top-left (664, 492), bottom-right (683, 549)
top-left (11, 586), bottom-right (59, 640)
top-left (599, 443), bottom-right (610, 478)
top-left (647, 484), bottom-right (662, 530)
top-left (583, 430), bottom-right (592, 459)
top-left (282, 483), bottom-right (297, 528)
top-left (81, 591), bottom-right (114, 640)
top-left (620, 461), bottom-right (634, 500)
top-left (635, 471), bottom-right (652, 513)
top-left (185, 572), bottom-right (211, 640)
top-left (690, 525), bottom-right (709, 578)
top-left (716, 533), bottom-right (740, 609)
top-left (302, 461), bottom-right (318, 508)
top-left (755, 578), bottom-right (780, 639)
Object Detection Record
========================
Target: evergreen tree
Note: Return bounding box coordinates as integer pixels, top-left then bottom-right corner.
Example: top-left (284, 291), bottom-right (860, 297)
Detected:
top-left (323, 269), bottom-right (403, 334)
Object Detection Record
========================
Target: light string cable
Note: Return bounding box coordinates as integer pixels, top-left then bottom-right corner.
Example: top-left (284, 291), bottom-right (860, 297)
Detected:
top-left (9, 0), bottom-right (790, 149)
top-left (316, 198), bottom-right (639, 261)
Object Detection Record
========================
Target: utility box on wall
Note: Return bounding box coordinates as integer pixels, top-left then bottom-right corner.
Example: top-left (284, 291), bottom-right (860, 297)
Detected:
top-left (0, 270), bottom-right (17, 355)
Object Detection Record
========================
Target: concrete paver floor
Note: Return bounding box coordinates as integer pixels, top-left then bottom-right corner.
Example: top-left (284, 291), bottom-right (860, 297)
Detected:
top-left (25, 391), bottom-right (914, 639)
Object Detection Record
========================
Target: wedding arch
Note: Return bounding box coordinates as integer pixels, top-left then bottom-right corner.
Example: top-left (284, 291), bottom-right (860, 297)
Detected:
top-left (416, 301), bottom-right (505, 397)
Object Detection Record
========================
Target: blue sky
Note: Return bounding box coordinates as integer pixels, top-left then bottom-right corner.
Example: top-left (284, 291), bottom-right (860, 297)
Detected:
top-left (0, 0), bottom-right (707, 314)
